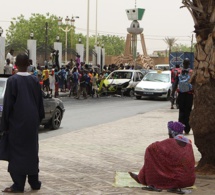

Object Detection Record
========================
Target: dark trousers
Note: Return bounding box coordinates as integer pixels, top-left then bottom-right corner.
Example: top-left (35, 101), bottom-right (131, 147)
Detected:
top-left (177, 92), bottom-right (193, 133)
top-left (10, 173), bottom-right (41, 191)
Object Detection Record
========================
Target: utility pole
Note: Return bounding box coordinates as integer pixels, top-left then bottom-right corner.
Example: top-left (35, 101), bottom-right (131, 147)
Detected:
top-left (191, 34), bottom-right (194, 52)
top-left (45, 22), bottom-right (48, 64)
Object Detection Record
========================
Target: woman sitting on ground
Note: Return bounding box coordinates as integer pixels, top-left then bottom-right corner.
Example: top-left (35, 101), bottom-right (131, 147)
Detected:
top-left (129, 121), bottom-right (196, 192)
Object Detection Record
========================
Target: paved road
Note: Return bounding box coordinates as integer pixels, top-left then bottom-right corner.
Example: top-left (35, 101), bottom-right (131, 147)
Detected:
top-left (39, 96), bottom-right (170, 140)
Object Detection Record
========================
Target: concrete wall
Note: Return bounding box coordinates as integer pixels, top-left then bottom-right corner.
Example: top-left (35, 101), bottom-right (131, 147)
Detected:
top-left (104, 55), bottom-right (169, 66)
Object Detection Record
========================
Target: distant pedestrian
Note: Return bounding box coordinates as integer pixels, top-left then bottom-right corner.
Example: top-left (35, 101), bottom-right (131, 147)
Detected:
top-left (170, 64), bottom-right (181, 109)
top-left (49, 69), bottom-right (55, 95)
top-left (69, 67), bottom-right (79, 97)
top-left (27, 59), bottom-right (36, 74)
top-left (76, 71), bottom-right (88, 99)
top-left (54, 68), bottom-right (59, 98)
top-left (171, 58), bottom-right (193, 134)
top-left (4, 59), bottom-right (13, 75)
top-left (42, 65), bottom-right (50, 94)
top-left (6, 49), bottom-right (15, 65)
top-left (92, 72), bottom-right (99, 98)
top-left (0, 53), bottom-right (45, 193)
top-left (58, 66), bottom-right (66, 92)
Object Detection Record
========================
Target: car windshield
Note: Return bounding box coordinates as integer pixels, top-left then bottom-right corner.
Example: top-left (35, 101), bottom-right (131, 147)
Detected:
top-left (143, 73), bottom-right (170, 83)
top-left (0, 80), bottom-right (6, 97)
top-left (107, 72), bottom-right (132, 79)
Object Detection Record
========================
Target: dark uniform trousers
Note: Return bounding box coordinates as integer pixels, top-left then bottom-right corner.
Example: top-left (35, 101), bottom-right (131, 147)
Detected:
top-left (177, 92), bottom-right (193, 134)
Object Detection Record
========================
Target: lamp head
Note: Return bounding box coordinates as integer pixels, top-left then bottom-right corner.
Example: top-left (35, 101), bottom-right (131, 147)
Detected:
top-left (65, 16), bottom-right (70, 25)
top-left (30, 32), bottom-right (34, 39)
top-left (78, 37), bottom-right (82, 43)
top-left (56, 35), bottom-right (60, 42)
top-left (58, 17), bottom-right (63, 26)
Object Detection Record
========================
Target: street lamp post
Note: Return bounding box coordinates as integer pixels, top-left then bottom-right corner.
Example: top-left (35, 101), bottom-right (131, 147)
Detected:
top-left (58, 16), bottom-right (79, 64)
top-left (0, 27), bottom-right (3, 36)
top-left (86, 0), bottom-right (90, 64)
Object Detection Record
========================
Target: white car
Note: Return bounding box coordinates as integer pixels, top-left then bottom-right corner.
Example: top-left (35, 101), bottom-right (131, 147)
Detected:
top-left (106, 70), bottom-right (144, 96)
top-left (134, 70), bottom-right (172, 100)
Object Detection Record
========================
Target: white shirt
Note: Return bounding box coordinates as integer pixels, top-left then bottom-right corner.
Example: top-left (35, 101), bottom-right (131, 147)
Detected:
top-left (4, 64), bottom-right (13, 74)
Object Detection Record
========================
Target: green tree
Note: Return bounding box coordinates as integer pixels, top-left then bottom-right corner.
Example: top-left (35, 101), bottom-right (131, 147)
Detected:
top-left (5, 13), bottom-right (125, 60)
top-left (171, 43), bottom-right (195, 52)
top-left (6, 13), bottom-right (60, 54)
top-left (182, 0), bottom-right (215, 174)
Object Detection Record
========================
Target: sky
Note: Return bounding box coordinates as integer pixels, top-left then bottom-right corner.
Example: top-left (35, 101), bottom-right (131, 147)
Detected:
top-left (0, 0), bottom-right (195, 55)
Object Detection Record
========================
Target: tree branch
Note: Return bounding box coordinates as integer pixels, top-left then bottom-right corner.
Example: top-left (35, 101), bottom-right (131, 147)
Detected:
top-left (181, 0), bottom-right (204, 13)
top-left (181, 0), bottom-right (198, 25)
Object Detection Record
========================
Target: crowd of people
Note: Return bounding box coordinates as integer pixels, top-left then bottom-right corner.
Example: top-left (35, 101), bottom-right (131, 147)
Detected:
top-left (32, 60), bottom-right (136, 99)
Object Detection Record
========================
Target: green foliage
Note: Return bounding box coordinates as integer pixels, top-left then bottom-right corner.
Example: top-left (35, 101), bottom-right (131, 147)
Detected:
top-left (171, 43), bottom-right (195, 52)
top-left (5, 13), bottom-right (125, 56)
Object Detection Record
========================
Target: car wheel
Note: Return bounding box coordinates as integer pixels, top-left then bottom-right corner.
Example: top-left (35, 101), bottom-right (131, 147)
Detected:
top-left (129, 89), bottom-right (134, 97)
top-left (136, 96), bottom-right (141, 100)
top-left (49, 108), bottom-right (62, 130)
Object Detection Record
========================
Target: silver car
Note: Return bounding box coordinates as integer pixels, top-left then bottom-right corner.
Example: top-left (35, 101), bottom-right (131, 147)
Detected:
top-left (0, 77), bottom-right (65, 130)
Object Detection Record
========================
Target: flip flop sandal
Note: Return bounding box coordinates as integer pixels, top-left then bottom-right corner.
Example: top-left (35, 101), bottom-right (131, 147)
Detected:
top-left (2, 187), bottom-right (23, 193)
top-left (142, 185), bottom-right (162, 192)
top-left (167, 188), bottom-right (185, 194)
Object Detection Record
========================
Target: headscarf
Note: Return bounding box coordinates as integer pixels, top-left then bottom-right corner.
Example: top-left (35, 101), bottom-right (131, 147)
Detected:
top-left (174, 134), bottom-right (192, 144)
top-left (168, 121), bottom-right (185, 137)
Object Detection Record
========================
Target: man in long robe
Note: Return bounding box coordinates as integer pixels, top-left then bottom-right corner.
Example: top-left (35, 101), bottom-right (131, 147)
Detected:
top-left (0, 53), bottom-right (45, 193)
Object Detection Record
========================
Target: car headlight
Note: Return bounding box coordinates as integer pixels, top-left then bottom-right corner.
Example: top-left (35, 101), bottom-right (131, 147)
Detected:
top-left (155, 88), bottom-right (168, 92)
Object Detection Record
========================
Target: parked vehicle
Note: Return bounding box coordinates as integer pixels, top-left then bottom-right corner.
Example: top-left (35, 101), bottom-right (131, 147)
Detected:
top-left (105, 70), bottom-right (144, 96)
top-left (154, 64), bottom-right (170, 70)
top-left (0, 76), bottom-right (65, 130)
top-left (134, 70), bottom-right (172, 100)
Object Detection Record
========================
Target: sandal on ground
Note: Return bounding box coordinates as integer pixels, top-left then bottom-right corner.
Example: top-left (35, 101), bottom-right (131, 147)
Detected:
top-left (167, 188), bottom-right (185, 194)
top-left (2, 187), bottom-right (23, 193)
top-left (142, 185), bottom-right (162, 192)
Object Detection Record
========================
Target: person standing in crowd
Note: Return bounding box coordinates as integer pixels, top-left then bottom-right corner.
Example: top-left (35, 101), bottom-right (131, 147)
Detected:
top-left (58, 66), bottom-right (66, 92)
top-left (4, 59), bottom-right (13, 75)
top-left (92, 72), bottom-right (99, 98)
top-left (129, 121), bottom-right (195, 193)
top-left (76, 71), bottom-right (88, 99)
top-left (171, 58), bottom-right (193, 134)
top-left (0, 53), bottom-right (45, 193)
top-left (67, 59), bottom-right (75, 69)
top-left (27, 59), bottom-right (36, 74)
top-left (86, 70), bottom-right (92, 95)
top-left (42, 65), bottom-right (50, 94)
top-left (69, 67), bottom-right (79, 97)
top-left (49, 68), bottom-right (55, 95)
top-left (6, 49), bottom-right (15, 65)
top-left (170, 64), bottom-right (181, 109)
top-left (54, 68), bottom-right (59, 98)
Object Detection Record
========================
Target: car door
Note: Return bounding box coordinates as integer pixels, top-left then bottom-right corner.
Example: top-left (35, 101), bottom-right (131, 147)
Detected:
top-left (42, 92), bottom-right (56, 122)
top-left (132, 71), bottom-right (143, 88)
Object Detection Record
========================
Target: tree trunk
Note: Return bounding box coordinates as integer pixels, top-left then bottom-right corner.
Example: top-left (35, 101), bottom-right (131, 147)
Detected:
top-left (190, 31), bottom-right (215, 174)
